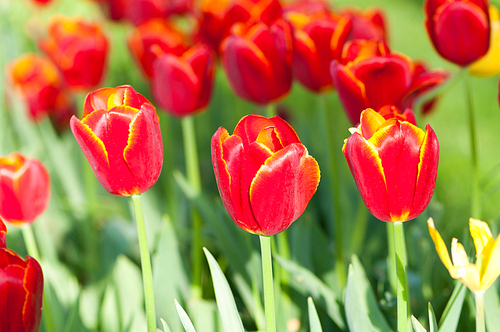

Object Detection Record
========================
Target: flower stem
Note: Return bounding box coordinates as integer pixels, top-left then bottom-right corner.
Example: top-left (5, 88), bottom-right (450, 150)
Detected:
top-left (181, 116), bottom-right (203, 299)
top-left (131, 194), bottom-right (156, 332)
top-left (22, 225), bottom-right (55, 332)
top-left (387, 222), bottom-right (397, 294)
top-left (475, 292), bottom-right (485, 332)
top-left (393, 221), bottom-right (409, 332)
top-left (259, 235), bottom-right (276, 332)
top-left (266, 103), bottom-right (276, 118)
top-left (463, 70), bottom-right (481, 219)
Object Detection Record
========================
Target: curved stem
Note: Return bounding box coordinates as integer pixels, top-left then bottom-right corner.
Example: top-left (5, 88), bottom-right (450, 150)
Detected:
top-left (132, 194), bottom-right (156, 332)
top-left (475, 291), bottom-right (485, 332)
top-left (393, 221), bottom-right (409, 332)
top-left (464, 71), bottom-right (481, 219)
top-left (260, 235), bottom-right (276, 332)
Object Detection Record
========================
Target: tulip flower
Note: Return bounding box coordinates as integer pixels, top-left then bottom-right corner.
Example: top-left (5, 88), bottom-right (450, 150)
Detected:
top-left (0, 219), bottom-right (5, 248)
top-left (0, 153), bottom-right (50, 226)
top-left (40, 16), bottom-right (109, 90)
top-left (221, 19), bottom-right (294, 105)
top-left (428, 217), bottom-right (500, 294)
top-left (151, 44), bottom-right (216, 117)
top-left (127, 18), bottom-right (189, 79)
top-left (424, 0), bottom-right (490, 66)
top-left (211, 114), bottom-right (320, 236)
top-left (195, 0), bottom-right (282, 52)
top-left (0, 248), bottom-right (44, 332)
top-left (331, 40), bottom-right (448, 124)
top-left (70, 85), bottom-right (163, 196)
top-left (343, 109), bottom-right (439, 222)
top-left (470, 6), bottom-right (500, 76)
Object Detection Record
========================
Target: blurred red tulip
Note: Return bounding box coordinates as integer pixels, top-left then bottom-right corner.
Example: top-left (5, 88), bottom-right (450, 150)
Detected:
top-left (0, 219), bottom-right (5, 248)
top-left (0, 153), bottom-right (50, 226)
top-left (195, 0), bottom-right (282, 52)
top-left (221, 19), bottom-right (293, 104)
top-left (425, 0), bottom-right (490, 66)
top-left (128, 18), bottom-right (190, 79)
top-left (0, 248), bottom-right (43, 332)
top-left (343, 109), bottom-right (439, 222)
top-left (285, 6), bottom-right (340, 92)
top-left (330, 40), bottom-right (448, 124)
top-left (211, 115), bottom-right (320, 236)
top-left (40, 16), bottom-right (109, 90)
top-left (70, 86), bottom-right (163, 196)
top-left (151, 44), bottom-right (215, 117)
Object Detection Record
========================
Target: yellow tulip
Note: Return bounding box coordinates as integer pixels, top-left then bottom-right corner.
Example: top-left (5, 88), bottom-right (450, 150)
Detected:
top-left (427, 217), bottom-right (500, 294)
top-left (469, 6), bottom-right (500, 76)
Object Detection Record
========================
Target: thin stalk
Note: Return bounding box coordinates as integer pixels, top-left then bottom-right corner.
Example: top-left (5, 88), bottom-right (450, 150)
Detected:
top-left (181, 116), bottom-right (203, 299)
top-left (131, 194), bottom-right (156, 332)
top-left (266, 104), bottom-right (276, 118)
top-left (393, 221), bottom-right (409, 332)
top-left (260, 235), bottom-right (276, 332)
top-left (387, 222), bottom-right (397, 294)
top-left (475, 292), bottom-right (485, 332)
top-left (319, 95), bottom-right (346, 288)
top-left (464, 71), bottom-right (481, 219)
top-left (22, 225), bottom-right (55, 332)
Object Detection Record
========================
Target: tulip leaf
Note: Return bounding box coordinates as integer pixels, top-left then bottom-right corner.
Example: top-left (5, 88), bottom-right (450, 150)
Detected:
top-left (428, 303), bottom-right (438, 332)
top-left (345, 255), bottom-right (392, 332)
top-left (411, 316), bottom-right (428, 332)
top-left (308, 297), bottom-right (323, 332)
top-left (438, 282), bottom-right (466, 332)
top-left (203, 247), bottom-right (245, 332)
top-left (274, 254), bottom-right (345, 329)
top-left (485, 284), bottom-right (500, 332)
top-left (175, 299), bottom-right (197, 332)
top-left (160, 318), bottom-right (172, 332)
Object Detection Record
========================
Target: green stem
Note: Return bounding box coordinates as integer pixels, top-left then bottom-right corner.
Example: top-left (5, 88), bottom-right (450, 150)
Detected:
top-left (181, 116), bottom-right (202, 299)
top-left (22, 225), bottom-right (55, 332)
top-left (318, 95), bottom-right (346, 288)
top-left (464, 71), bottom-right (481, 219)
top-left (131, 194), bottom-right (156, 332)
top-left (393, 221), bottom-right (409, 332)
top-left (266, 104), bottom-right (276, 118)
top-left (260, 235), bottom-right (276, 332)
top-left (387, 222), bottom-right (397, 294)
top-left (475, 292), bottom-right (485, 332)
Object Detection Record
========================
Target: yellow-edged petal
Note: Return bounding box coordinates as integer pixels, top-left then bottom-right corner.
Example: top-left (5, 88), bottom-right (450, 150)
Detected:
top-left (427, 218), bottom-right (453, 269)
top-left (469, 6), bottom-right (500, 76)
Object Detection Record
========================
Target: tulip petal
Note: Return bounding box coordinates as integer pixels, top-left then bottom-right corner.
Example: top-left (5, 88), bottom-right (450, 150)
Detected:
top-left (427, 218), bottom-right (453, 269)
top-left (21, 257), bottom-right (43, 332)
top-left (70, 115), bottom-right (109, 169)
top-left (343, 132), bottom-right (389, 221)
top-left (360, 108), bottom-right (385, 140)
top-left (269, 116), bottom-right (301, 146)
top-left (249, 143), bottom-right (320, 235)
top-left (480, 233), bottom-right (500, 291)
top-left (233, 115), bottom-right (275, 148)
top-left (0, 174), bottom-right (23, 222)
top-left (469, 218), bottom-right (493, 256)
top-left (451, 238), bottom-right (470, 267)
top-left (123, 104), bottom-right (163, 195)
top-left (0, 220), bottom-right (5, 248)
top-left (448, 264), bottom-right (482, 293)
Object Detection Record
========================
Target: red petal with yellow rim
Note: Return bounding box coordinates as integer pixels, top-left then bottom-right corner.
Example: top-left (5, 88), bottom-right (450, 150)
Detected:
top-left (0, 219), bottom-right (5, 248)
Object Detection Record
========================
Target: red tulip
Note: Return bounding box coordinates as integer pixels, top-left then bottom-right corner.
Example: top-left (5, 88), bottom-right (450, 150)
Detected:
top-left (40, 16), bottom-right (109, 90)
top-left (0, 153), bottom-right (50, 226)
top-left (330, 40), bottom-right (448, 124)
top-left (70, 85), bottom-right (163, 196)
top-left (285, 7), bottom-right (340, 92)
top-left (128, 18), bottom-right (189, 79)
top-left (343, 109), bottom-right (439, 222)
top-left (221, 19), bottom-right (294, 104)
top-left (424, 0), bottom-right (490, 66)
top-left (151, 43), bottom-right (215, 117)
top-left (0, 219), bottom-right (5, 248)
top-left (211, 115), bottom-right (320, 236)
top-left (0, 248), bottom-right (43, 332)
top-left (195, 0), bottom-right (282, 52)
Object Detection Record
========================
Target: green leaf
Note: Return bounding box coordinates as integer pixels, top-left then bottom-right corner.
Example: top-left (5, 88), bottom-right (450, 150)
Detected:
top-left (344, 255), bottom-right (392, 332)
top-left (160, 318), bottom-right (172, 332)
top-left (203, 248), bottom-right (245, 332)
top-left (175, 299), bottom-right (197, 332)
top-left (438, 282), bottom-right (466, 332)
top-left (411, 316), bottom-right (428, 332)
top-left (428, 303), bottom-right (438, 332)
top-left (308, 297), bottom-right (323, 332)
top-left (274, 255), bottom-right (345, 329)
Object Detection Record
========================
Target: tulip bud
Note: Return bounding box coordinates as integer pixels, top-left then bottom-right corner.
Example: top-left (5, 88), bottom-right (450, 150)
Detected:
top-left (211, 115), bottom-right (320, 236)
top-left (0, 248), bottom-right (44, 332)
top-left (221, 19), bottom-right (294, 104)
top-left (343, 109), bottom-right (439, 222)
top-left (70, 85), bottom-right (163, 196)
top-left (0, 153), bottom-right (50, 226)
top-left (424, 0), bottom-right (490, 66)
top-left (40, 16), bottom-right (109, 90)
